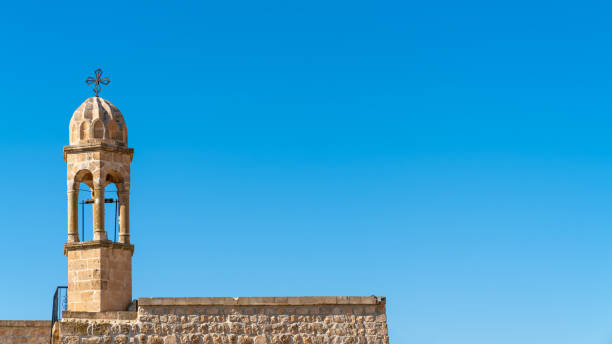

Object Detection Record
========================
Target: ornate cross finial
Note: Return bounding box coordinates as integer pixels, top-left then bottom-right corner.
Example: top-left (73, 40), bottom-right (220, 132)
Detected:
top-left (86, 68), bottom-right (110, 97)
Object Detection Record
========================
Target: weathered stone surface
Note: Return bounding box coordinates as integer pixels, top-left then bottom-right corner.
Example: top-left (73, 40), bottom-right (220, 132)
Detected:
top-left (64, 242), bottom-right (134, 313)
top-left (146, 336), bottom-right (163, 344)
top-left (68, 97), bottom-right (128, 147)
top-left (56, 299), bottom-right (388, 344)
top-left (0, 321), bottom-right (51, 344)
top-left (62, 336), bottom-right (80, 344)
top-left (82, 337), bottom-right (101, 344)
top-left (92, 323), bottom-right (112, 336)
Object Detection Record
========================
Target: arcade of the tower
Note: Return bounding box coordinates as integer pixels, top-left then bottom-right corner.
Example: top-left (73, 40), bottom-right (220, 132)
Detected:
top-left (64, 146), bottom-right (133, 243)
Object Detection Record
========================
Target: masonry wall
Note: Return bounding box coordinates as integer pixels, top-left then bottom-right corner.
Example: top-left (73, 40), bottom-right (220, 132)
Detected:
top-left (0, 321), bottom-right (50, 344)
top-left (58, 297), bottom-right (389, 344)
top-left (65, 243), bottom-right (133, 312)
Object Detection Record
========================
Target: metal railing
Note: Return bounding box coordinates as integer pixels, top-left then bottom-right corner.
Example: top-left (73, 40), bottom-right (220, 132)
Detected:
top-left (50, 286), bottom-right (68, 344)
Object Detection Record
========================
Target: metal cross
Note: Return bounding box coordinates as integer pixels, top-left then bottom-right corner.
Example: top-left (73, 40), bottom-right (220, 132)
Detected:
top-left (86, 68), bottom-right (110, 97)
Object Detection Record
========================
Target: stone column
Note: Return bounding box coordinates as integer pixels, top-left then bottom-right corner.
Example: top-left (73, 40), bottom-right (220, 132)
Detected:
top-left (67, 189), bottom-right (79, 242)
top-left (92, 185), bottom-right (107, 241)
top-left (118, 190), bottom-right (130, 244)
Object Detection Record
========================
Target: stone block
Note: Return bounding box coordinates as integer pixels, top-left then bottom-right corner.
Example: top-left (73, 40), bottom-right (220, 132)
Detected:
top-left (147, 336), bottom-right (164, 344)
top-left (237, 336), bottom-right (253, 344)
top-left (164, 335), bottom-right (177, 344)
top-left (82, 338), bottom-right (101, 344)
top-left (115, 336), bottom-right (129, 344)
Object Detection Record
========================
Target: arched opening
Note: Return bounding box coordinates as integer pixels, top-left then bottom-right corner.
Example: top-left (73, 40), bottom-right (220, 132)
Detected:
top-left (104, 183), bottom-right (119, 241)
top-left (79, 122), bottom-right (89, 141)
top-left (92, 120), bottom-right (104, 139)
top-left (105, 172), bottom-right (124, 242)
top-left (74, 170), bottom-right (93, 189)
top-left (108, 121), bottom-right (122, 141)
top-left (73, 170), bottom-right (94, 241)
top-left (77, 183), bottom-right (93, 241)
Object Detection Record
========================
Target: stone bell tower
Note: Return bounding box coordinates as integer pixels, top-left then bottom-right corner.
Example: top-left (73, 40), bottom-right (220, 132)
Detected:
top-left (63, 96), bottom-right (134, 312)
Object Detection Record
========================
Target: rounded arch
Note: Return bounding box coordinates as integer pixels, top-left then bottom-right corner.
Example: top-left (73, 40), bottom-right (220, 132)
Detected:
top-left (108, 121), bottom-right (122, 141)
top-left (79, 121), bottom-right (89, 141)
top-left (91, 119), bottom-right (104, 139)
top-left (74, 169), bottom-right (94, 189)
top-left (105, 170), bottom-right (125, 189)
top-left (71, 169), bottom-right (97, 242)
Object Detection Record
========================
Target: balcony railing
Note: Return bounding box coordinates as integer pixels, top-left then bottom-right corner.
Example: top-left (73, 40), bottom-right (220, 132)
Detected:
top-left (50, 286), bottom-right (67, 344)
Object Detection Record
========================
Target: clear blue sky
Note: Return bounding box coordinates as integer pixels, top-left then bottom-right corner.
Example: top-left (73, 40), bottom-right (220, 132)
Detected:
top-left (0, 1), bottom-right (611, 343)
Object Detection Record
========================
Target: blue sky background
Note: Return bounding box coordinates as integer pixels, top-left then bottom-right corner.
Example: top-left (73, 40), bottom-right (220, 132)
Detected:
top-left (0, 0), bottom-right (611, 343)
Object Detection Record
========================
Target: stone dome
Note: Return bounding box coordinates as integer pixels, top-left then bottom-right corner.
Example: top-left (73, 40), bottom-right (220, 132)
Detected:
top-left (69, 97), bottom-right (127, 146)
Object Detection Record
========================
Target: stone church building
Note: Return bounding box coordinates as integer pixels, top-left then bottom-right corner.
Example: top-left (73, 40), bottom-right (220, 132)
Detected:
top-left (0, 96), bottom-right (390, 344)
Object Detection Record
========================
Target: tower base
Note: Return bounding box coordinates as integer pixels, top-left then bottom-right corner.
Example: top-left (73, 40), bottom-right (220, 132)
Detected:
top-left (64, 241), bottom-right (134, 312)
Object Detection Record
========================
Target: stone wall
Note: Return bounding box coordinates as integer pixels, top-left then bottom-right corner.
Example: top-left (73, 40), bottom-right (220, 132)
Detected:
top-left (0, 320), bottom-right (51, 344)
top-left (59, 297), bottom-right (388, 344)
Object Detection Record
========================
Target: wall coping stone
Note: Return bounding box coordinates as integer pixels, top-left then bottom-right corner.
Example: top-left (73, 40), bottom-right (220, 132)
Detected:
top-left (0, 320), bottom-right (51, 327)
top-left (138, 296), bottom-right (385, 306)
top-left (62, 311), bottom-right (137, 320)
top-left (64, 241), bottom-right (134, 255)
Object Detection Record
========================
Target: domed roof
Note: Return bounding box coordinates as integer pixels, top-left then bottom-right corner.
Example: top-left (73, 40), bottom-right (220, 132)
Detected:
top-left (69, 97), bottom-right (127, 146)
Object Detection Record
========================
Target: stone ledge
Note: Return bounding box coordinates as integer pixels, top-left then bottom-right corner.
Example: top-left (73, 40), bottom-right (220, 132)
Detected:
top-left (61, 311), bottom-right (137, 320)
top-left (0, 320), bottom-right (51, 327)
top-left (63, 143), bottom-right (134, 162)
top-left (64, 240), bottom-right (134, 255)
top-left (138, 296), bottom-right (385, 306)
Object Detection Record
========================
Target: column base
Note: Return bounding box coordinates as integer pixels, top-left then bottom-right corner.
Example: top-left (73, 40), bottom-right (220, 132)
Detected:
top-left (93, 230), bottom-right (107, 241)
top-left (118, 234), bottom-right (130, 244)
